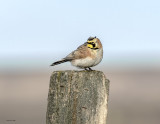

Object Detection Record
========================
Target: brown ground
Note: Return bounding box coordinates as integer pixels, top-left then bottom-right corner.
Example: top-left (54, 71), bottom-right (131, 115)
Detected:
top-left (0, 69), bottom-right (160, 124)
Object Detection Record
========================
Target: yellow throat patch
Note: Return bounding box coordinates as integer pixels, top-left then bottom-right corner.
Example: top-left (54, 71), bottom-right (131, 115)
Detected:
top-left (87, 39), bottom-right (98, 49)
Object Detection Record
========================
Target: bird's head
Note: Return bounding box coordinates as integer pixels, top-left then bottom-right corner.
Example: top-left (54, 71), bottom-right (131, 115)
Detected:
top-left (87, 36), bottom-right (102, 50)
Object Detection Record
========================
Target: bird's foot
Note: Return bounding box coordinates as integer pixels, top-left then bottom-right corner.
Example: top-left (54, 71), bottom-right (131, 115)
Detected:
top-left (84, 67), bottom-right (93, 71)
top-left (88, 67), bottom-right (93, 71)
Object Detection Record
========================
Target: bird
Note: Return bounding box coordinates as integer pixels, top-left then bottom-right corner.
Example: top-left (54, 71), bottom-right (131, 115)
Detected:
top-left (50, 36), bottom-right (103, 70)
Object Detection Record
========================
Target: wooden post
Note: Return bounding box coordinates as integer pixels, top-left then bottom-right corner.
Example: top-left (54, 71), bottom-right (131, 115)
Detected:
top-left (46, 70), bottom-right (109, 124)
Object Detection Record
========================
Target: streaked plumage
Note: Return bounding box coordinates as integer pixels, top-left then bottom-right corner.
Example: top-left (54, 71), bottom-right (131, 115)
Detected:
top-left (51, 36), bottom-right (103, 70)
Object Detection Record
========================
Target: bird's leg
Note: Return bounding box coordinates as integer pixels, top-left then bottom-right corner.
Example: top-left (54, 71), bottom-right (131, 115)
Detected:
top-left (88, 67), bottom-right (93, 71)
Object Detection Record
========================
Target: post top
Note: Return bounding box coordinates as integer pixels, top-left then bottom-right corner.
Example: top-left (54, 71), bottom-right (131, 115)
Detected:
top-left (51, 70), bottom-right (105, 76)
top-left (51, 70), bottom-right (109, 83)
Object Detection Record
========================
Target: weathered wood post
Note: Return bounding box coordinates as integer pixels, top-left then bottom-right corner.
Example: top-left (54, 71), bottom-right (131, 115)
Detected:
top-left (46, 70), bottom-right (109, 124)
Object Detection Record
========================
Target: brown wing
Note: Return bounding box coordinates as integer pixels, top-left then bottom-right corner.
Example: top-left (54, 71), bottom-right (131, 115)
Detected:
top-left (64, 42), bottom-right (89, 60)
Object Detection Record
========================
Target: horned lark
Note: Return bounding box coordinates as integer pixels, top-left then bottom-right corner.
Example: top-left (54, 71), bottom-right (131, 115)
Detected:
top-left (51, 36), bottom-right (103, 70)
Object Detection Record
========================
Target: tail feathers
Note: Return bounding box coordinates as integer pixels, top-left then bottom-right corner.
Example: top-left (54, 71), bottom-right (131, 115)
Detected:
top-left (50, 59), bottom-right (70, 66)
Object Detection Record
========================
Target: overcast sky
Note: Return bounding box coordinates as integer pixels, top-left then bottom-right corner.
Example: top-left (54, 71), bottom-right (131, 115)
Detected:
top-left (0, 0), bottom-right (160, 70)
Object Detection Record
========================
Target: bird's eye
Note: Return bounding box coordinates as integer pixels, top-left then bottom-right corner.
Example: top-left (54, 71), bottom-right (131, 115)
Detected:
top-left (92, 42), bottom-right (96, 47)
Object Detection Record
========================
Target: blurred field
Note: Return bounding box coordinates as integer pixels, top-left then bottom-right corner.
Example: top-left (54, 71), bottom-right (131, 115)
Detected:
top-left (0, 69), bottom-right (160, 124)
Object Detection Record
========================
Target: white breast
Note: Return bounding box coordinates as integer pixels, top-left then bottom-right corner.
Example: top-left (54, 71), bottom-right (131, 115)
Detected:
top-left (71, 49), bottom-right (103, 68)
top-left (94, 48), bottom-right (103, 66)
